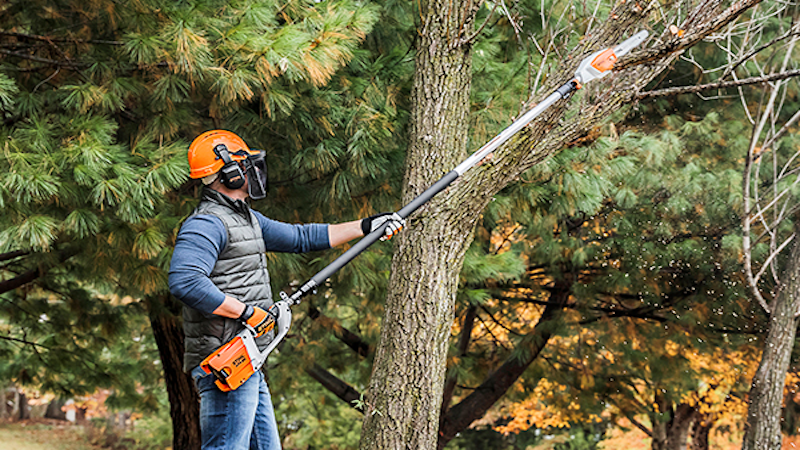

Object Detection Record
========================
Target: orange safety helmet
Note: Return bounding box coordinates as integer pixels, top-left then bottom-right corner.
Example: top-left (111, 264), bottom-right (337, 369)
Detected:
top-left (188, 130), bottom-right (258, 179)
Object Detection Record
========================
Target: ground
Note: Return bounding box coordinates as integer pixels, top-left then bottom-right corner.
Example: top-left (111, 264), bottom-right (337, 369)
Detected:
top-left (0, 419), bottom-right (100, 450)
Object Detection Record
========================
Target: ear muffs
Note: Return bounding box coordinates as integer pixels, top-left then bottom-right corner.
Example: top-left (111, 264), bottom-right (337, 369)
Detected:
top-left (214, 144), bottom-right (246, 189)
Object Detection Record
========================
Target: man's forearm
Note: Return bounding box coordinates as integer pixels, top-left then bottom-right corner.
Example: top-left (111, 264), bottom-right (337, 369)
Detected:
top-left (212, 295), bottom-right (248, 319)
top-left (328, 220), bottom-right (363, 247)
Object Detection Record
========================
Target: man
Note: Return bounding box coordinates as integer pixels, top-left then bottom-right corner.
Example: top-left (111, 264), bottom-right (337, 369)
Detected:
top-left (168, 130), bottom-right (403, 450)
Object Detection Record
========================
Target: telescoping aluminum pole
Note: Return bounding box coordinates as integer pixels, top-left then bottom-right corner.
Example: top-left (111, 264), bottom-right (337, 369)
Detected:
top-left (280, 30), bottom-right (649, 306)
top-left (201, 31), bottom-right (650, 390)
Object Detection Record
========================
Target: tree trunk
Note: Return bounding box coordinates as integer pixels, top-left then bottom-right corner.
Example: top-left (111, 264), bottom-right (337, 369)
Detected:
top-left (44, 398), bottom-right (67, 421)
top-left (9, 387), bottom-right (19, 419)
top-left (651, 399), bottom-right (696, 450)
top-left (17, 392), bottom-right (29, 420)
top-left (358, 0), bottom-right (477, 447)
top-left (689, 413), bottom-right (716, 450)
top-left (0, 386), bottom-right (7, 420)
top-left (358, 0), bottom-right (762, 447)
top-left (742, 223), bottom-right (800, 450)
top-left (148, 294), bottom-right (201, 450)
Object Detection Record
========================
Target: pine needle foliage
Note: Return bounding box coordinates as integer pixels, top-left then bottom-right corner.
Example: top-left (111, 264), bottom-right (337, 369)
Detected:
top-left (0, 0), bottom-right (385, 427)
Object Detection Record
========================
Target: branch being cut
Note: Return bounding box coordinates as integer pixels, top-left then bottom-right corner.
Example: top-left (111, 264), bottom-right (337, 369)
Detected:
top-left (618, 0), bottom-right (764, 70)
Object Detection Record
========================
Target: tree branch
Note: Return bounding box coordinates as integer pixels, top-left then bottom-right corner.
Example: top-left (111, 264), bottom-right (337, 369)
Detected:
top-left (721, 29), bottom-right (800, 80)
top-left (0, 266), bottom-right (43, 294)
top-left (0, 250), bottom-right (28, 262)
top-left (618, 0), bottom-right (764, 71)
top-left (0, 247), bottom-right (80, 295)
top-left (0, 31), bottom-right (123, 45)
top-left (308, 306), bottom-right (372, 357)
top-left (626, 412), bottom-right (654, 437)
top-left (636, 70), bottom-right (800, 100)
top-left (0, 334), bottom-right (51, 349)
top-left (304, 363), bottom-right (363, 412)
top-left (0, 49), bottom-right (85, 67)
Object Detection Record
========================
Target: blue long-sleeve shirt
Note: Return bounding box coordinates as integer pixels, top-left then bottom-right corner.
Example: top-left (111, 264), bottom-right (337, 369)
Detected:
top-left (168, 211), bottom-right (330, 315)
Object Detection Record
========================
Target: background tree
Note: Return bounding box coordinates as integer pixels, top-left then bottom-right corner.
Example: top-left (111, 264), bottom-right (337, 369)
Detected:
top-left (0, 1), bottom-right (384, 448)
top-left (360, 0), bottom-right (800, 448)
top-left (737, 15), bottom-right (800, 449)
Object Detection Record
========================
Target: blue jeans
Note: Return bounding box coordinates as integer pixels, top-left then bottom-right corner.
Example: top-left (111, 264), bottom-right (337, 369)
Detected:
top-left (193, 369), bottom-right (282, 450)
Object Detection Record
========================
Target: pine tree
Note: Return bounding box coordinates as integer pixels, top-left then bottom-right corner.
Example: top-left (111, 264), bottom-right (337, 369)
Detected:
top-left (0, 1), bottom-right (383, 447)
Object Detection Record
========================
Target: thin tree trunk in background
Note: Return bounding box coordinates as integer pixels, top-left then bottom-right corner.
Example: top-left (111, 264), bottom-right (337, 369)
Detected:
top-left (17, 392), bottom-right (29, 420)
top-left (689, 413), bottom-right (716, 450)
top-left (651, 395), bottom-right (697, 450)
top-left (742, 222), bottom-right (800, 450)
top-left (10, 388), bottom-right (19, 419)
top-left (148, 294), bottom-right (201, 450)
top-left (44, 398), bottom-right (67, 420)
top-left (0, 386), bottom-right (7, 420)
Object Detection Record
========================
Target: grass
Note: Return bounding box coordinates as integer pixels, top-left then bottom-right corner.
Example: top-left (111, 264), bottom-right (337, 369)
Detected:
top-left (0, 420), bottom-right (100, 450)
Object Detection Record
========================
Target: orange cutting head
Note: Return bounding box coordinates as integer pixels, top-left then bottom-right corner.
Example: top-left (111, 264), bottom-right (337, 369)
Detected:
top-left (590, 48), bottom-right (618, 73)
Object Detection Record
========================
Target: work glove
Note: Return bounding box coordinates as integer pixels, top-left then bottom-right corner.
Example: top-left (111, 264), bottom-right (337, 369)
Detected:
top-left (239, 304), bottom-right (277, 338)
top-left (361, 212), bottom-right (406, 241)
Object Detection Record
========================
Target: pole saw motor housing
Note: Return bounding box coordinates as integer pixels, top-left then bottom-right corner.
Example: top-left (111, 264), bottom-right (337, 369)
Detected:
top-left (199, 301), bottom-right (293, 392)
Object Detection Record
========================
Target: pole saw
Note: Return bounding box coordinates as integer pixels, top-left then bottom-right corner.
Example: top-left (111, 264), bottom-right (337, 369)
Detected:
top-left (199, 30), bottom-right (650, 392)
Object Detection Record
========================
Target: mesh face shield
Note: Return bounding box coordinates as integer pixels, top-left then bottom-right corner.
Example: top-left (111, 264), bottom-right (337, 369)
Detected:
top-left (243, 151), bottom-right (268, 200)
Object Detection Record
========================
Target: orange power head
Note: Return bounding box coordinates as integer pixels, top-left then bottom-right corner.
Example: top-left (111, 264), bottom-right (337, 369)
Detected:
top-left (200, 301), bottom-right (292, 392)
top-left (200, 335), bottom-right (258, 392)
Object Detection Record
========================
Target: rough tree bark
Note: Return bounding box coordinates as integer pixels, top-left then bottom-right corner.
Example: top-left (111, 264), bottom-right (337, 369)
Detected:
top-left (741, 220), bottom-right (800, 450)
top-left (358, 0), bottom-right (478, 446)
top-left (359, 0), bottom-right (765, 448)
top-left (147, 294), bottom-right (201, 450)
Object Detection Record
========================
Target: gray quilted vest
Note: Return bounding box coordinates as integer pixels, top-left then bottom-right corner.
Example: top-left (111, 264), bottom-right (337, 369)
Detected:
top-left (182, 188), bottom-right (274, 372)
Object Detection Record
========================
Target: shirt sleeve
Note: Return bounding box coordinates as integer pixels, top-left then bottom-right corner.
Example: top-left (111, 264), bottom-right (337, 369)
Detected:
top-left (254, 211), bottom-right (331, 253)
top-left (168, 215), bottom-right (229, 315)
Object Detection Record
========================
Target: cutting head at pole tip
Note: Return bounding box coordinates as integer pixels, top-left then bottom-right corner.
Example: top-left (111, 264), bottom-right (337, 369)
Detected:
top-left (613, 30), bottom-right (650, 57)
